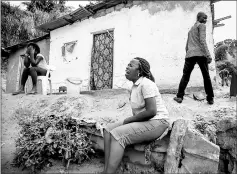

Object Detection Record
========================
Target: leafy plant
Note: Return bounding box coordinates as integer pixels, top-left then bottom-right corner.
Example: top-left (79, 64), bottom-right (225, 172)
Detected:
top-left (12, 113), bottom-right (95, 173)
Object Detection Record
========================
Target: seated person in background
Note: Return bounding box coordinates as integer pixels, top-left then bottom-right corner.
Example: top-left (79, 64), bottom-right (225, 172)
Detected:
top-left (12, 42), bottom-right (48, 95)
top-left (217, 52), bottom-right (237, 97)
top-left (219, 69), bottom-right (230, 86)
top-left (102, 57), bottom-right (170, 174)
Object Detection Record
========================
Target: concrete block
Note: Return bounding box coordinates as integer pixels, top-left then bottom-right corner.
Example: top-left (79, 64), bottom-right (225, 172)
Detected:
top-left (134, 133), bottom-right (170, 153)
top-left (124, 148), bottom-right (150, 165)
top-left (164, 119), bottom-right (188, 174)
top-left (179, 127), bottom-right (220, 173)
top-left (124, 148), bottom-right (166, 166)
top-left (115, 3), bottom-right (125, 11)
top-left (105, 7), bottom-right (115, 14)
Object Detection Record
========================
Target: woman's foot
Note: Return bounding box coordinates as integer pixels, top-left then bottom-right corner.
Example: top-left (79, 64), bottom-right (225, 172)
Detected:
top-left (12, 90), bottom-right (25, 95)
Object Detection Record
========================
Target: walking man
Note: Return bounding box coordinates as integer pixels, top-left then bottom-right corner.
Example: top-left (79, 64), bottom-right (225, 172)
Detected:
top-left (174, 12), bottom-right (214, 104)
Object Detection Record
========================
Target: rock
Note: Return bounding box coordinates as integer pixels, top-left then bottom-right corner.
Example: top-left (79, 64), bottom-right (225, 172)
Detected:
top-left (216, 116), bottom-right (237, 159)
top-left (164, 119), bottom-right (188, 173)
top-left (216, 117), bottom-right (237, 174)
top-left (179, 127), bottom-right (220, 173)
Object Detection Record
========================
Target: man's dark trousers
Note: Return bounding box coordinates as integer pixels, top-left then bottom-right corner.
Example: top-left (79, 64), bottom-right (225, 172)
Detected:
top-left (177, 56), bottom-right (214, 101)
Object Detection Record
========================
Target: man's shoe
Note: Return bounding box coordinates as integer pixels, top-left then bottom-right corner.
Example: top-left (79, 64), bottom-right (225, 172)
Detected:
top-left (12, 90), bottom-right (25, 95)
top-left (174, 97), bottom-right (183, 103)
top-left (207, 99), bottom-right (214, 105)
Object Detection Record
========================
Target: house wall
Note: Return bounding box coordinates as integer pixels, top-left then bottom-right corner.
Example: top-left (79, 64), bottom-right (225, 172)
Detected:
top-left (49, 1), bottom-right (216, 91)
top-left (6, 38), bottom-right (50, 93)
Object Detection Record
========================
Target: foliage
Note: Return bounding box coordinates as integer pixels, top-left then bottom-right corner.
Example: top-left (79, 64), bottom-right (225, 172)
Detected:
top-left (214, 39), bottom-right (237, 61)
top-left (22, 0), bottom-right (68, 13)
top-left (1, 2), bottom-right (31, 47)
top-left (1, 1), bottom-right (72, 48)
top-left (12, 110), bottom-right (95, 173)
top-left (215, 44), bottom-right (229, 62)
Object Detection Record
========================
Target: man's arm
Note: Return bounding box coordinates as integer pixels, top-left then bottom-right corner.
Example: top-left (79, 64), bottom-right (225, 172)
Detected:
top-left (199, 23), bottom-right (211, 59)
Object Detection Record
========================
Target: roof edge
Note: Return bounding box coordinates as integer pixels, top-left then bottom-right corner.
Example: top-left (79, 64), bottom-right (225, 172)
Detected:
top-left (4, 34), bottom-right (50, 51)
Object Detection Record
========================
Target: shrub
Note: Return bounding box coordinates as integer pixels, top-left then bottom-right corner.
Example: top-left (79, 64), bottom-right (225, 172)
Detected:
top-left (12, 112), bottom-right (95, 173)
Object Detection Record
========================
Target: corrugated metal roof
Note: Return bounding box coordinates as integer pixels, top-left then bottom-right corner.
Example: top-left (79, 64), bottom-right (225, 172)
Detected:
top-left (36, 0), bottom-right (123, 32)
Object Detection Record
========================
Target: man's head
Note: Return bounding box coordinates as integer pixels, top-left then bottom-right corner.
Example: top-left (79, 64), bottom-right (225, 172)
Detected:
top-left (197, 12), bottom-right (207, 24)
top-left (26, 42), bottom-right (40, 55)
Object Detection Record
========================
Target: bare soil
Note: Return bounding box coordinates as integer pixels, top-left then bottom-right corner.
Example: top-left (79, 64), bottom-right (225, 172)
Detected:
top-left (1, 87), bottom-right (236, 174)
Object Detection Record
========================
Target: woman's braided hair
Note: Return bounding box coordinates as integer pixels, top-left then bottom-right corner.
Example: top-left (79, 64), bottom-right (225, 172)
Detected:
top-left (134, 57), bottom-right (155, 82)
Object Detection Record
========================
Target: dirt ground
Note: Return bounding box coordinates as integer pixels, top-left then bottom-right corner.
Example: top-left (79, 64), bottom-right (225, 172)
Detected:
top-left (1, 87), bottom-right (236, 174)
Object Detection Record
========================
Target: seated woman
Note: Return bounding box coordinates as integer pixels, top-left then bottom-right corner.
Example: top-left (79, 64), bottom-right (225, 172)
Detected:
top-left (102, 57), bottom-right (170, 173)
top-left (12, 42), bottom-right (48, 95)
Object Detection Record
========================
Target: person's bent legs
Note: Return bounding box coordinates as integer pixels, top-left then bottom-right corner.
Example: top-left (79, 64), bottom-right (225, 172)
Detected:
top-left (12, 68), bottom-right (30, 95)
top-left (197, 58), bottom-right (214, 104)
top-left (174, 58), bottom-right (196, 103)
top-left (28, 67), bottom-right (47, 94)
top-left (105, 119), bottom-right (169, 173)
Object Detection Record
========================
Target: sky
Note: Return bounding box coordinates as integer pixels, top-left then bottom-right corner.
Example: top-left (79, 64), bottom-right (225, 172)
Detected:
top-left (6, 1), bottom-right (237, 44)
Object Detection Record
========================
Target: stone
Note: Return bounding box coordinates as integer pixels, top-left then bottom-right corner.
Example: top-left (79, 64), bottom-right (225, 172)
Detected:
top-left (216, 117), bottom-right (237, 174)
top-left (216, 116), bottom-right (237, 159)
top-left (216, 116), bottom-right (237, 132)
top-left (179, 127), bottom-right (220, 173)
top-left (164, 119), bottom-right (188, 173)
